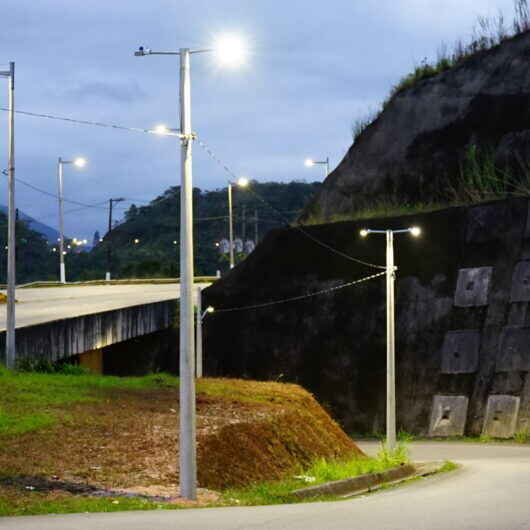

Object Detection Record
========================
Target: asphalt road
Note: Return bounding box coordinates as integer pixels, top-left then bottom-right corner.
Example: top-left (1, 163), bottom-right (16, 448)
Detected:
top-left (3, 442), bottom-right (529, 529)
top-left (0, 284), bottom-right (209, 331)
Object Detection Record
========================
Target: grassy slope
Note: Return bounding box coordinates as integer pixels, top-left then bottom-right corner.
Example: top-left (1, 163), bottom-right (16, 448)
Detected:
top-left (0, 369), bottom-right (365, 516)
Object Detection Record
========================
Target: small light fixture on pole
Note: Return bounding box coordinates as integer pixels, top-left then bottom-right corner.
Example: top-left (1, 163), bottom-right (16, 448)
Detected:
top-left (134, 33), bottom-right (246, 501)
top-left (304, 157), bottom-right (330, 178)
top-left (1, 61), bottom-right (15, 369)
top-left (359, 225), bottom-right (422, 450)
top-left (195, 284), bottom-right (214, 378)
top-left (57, 157), bottom-right (86, 284)
top-left (106, 197), bottom-right (125, 281)
top-left (227, 177), bottom-right (249, 269)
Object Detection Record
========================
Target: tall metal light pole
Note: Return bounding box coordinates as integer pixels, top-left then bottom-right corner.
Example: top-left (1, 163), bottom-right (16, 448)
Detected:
top-left (227, 177), bottom-right (249, 269)
top-left (106, 197), bottom-right (125, 281)
top-left (134, 35), bottom-right (246, 500)
top-left (360, 226), bottom-right (421, 450)
top-left (1, 62), bottom-right (15, 368)
top-left (57, 157), bottom-right (86, 283)
top-left (304, 157), bottom-right (330, 178)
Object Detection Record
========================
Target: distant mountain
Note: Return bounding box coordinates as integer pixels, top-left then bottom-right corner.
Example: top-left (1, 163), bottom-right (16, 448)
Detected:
top-left (0, 206), bottom-right (60, 244)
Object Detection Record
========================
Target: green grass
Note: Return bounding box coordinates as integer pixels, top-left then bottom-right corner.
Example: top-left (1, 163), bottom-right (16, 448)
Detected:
top-left (0, 493), bottom-right (191, 517)
top-left (223, 442), bottom-right (409, 506)
top-left (0, 369), bottom-right (181, 438)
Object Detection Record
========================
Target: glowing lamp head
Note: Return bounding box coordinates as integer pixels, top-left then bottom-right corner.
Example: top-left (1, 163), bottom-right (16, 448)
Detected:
top-left (206, 306), bottom-right (215, 313)
top-left (154, 124), bottom-right (169, 135)
top-left (134, 238), bottom-right (140, 244)
top-left (410, 226), bottom-right (421, 237)
top-left (237, 177), bottom-right (249, 187)
top-left (305, 159), bottom-right (315, 167)
top-left (73, 157), bottom-right (86, 168)
top-left (360, 229), bottom-right (369, 237)
top-left (214, 35), bottom-right (246, 67)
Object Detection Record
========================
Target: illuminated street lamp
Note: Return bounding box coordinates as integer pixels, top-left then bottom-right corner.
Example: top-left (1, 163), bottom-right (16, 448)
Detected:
top-left (0, 61), bottom-right (15, 368)
top-left (360, 226), bottom-right (422, 450)
top-left (228, 177), bottom-right (249, 269)
top-left (134, 34), bottom-right (246, 500)
top-left (57, 157), bottom-right (87, 283)
top-left (304, 157), bottom-right (330, 178)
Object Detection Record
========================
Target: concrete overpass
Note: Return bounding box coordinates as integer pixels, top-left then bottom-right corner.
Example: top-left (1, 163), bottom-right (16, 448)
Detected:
top-left (0, 283), bottom-right (209, 369)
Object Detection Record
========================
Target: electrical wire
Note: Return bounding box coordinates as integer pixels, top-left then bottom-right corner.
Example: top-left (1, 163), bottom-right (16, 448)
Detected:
top-left (196, 138), bottom-right (386, 271)
top-left (212, 271), bottom-right (386, 313)
top-left (0, 108), bottom-right (156, 136)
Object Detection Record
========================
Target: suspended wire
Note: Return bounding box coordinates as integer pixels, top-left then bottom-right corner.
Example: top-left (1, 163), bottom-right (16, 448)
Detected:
top-left (195, 138), bottom-right (386, 271)
top-left (213, 271), bottom-right (386, 313)
top-left (0, 108), bottom-right (156, 136)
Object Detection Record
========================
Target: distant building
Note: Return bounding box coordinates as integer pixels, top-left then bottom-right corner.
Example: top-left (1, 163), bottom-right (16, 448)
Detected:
top-left (244, 240), bottom-right (255, 254)
top-left (234, 238), bottom-right (243, 253)
top-left (219, 239), bottom-right (230, 254)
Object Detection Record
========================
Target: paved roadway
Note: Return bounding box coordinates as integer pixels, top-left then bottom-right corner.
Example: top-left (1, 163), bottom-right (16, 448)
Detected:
top-left (3, 442), bottom-right (530, 529)
top-left (0, 284), bottom-right (209, 331)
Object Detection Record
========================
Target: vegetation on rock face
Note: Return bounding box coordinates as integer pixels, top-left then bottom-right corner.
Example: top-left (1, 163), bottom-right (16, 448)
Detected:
top-left (351, 0), bottom-right (530, 144)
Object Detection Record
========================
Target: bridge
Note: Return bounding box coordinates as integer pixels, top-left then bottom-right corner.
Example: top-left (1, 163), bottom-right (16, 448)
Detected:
top-left (0, 281), bottom-right (210, 371)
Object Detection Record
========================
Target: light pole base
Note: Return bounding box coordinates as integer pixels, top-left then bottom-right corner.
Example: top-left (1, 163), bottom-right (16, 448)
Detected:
top-left (60, 263), bottom-right (66, 284)
top-left (105, 272), bottom-right (111, 281)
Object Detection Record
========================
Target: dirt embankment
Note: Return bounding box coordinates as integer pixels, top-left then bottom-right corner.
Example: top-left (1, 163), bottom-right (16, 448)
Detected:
top-left (0, 378), bottom-right (362, 494)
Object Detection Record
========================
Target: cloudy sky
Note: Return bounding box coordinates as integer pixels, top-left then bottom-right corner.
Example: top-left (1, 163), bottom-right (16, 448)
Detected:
top-left (0, 0), bottom-right (516, 242)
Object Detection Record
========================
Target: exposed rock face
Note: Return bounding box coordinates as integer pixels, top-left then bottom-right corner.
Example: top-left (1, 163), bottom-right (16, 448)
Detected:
top-left (303, 31), bottom-right (530, 221)
top-left (204, 197), bottom-right (530, 436)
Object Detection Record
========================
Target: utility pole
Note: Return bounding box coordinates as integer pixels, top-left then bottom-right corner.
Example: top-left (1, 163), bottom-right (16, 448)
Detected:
top-left (106, 197), bottom-right (125, 281)
top-left (360, 226), bottom-right (421, 450)
top-left (1, 62), bottom-right (15, 369)
top-left (195, 285), bottom-right (202, 378)
top-left (228, 183), bottom-right (234, 269)
top-left (254, 208), bottom-right (258, 245)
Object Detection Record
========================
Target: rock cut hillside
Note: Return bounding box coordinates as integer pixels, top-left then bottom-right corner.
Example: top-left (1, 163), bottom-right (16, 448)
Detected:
top-left (302, 30), bottom-right (530, 221)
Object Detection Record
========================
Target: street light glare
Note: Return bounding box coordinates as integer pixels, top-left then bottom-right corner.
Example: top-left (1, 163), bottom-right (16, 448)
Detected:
top-left (214, 35), bottom-right (246, 67)
top-left (410, 226), bottom-right (422, 237)
top-left (304, 158), bottom-right (315, 167)
top-left (206, 306), bottom-right (215, 313)
top-left (360, 229), bottom-right (369, 237)
top-left (237, 177), bottom-right (249, 187)
top-left (154, 124), bottom-right (169, 135)
top-left (73, 157), bottom-right (86, 168)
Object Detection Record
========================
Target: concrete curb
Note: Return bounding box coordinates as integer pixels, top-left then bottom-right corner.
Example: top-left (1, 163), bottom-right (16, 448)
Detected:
top-left (292, 463), bottom-right (417, 499)
top-left (292, 461), bottom-right (451, 500)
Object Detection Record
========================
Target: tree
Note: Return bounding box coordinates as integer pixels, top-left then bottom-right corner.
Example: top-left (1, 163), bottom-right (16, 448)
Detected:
top-left (93, 231), bottom-right (100, 248)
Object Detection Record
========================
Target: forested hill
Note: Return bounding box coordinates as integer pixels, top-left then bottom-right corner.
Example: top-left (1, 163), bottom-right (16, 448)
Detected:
top-left (69, 180), bottom-right (321, 280)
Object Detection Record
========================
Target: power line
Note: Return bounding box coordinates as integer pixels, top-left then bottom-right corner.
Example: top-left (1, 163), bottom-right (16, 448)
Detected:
top-left (196, 138), bottom-right (386, 271)
top-left (0, 107), bottom-right (156, 136)
top-left (213, 271), bottom-right (386, 313)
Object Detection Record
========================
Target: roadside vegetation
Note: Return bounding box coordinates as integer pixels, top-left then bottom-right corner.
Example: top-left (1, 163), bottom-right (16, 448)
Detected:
top-left (351, 0), bottom-right (530, 144)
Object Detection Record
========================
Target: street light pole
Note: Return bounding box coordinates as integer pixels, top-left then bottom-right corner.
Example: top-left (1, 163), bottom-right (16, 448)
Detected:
top-left (134, 34), bottom-right (246, 500)
top-left (1, 62), bottom-right (15, 368)
top-left (227, 178), bottom-right (248, 269)
top-left (57, 157), bottom-right (86, 283)
top-left (106, 197), bottom-right (125, 281)
top-left (360, 226), bottom-right (421, 450)
top-left (228, 183), bottom-right (234, 269)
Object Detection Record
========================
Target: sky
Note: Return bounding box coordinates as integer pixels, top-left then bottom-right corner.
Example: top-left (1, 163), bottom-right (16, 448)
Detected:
top-left (0, 0), bottom-right (517, 242)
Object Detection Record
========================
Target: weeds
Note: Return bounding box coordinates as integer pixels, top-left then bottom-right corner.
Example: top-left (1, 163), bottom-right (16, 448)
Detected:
top-left (514, 430), bottom-right (529, 444)
top-left (352, 1), bottom-right (530, 138)
top-left (224, 442), bottom-right (410, 506)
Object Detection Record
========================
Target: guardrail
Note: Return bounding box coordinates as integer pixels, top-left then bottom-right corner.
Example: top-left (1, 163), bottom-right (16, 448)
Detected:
top-left (0, 277), bottom-right (217, 289)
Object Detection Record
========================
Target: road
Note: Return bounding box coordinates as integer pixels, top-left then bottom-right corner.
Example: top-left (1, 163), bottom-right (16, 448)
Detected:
top-left (0, 283), bottom-right (208, 331)
top-left (2, 442), bottom-right (529, 529)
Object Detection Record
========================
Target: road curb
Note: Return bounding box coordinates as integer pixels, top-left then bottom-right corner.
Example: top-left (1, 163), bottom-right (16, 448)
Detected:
top-left (292, 463), bottom-right (417, 499)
